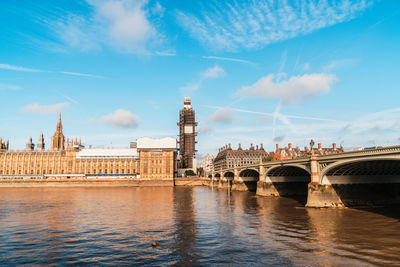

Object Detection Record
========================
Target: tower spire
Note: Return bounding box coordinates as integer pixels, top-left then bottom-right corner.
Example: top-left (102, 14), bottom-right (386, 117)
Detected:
top-left (51, 113), bottom-right (65, 150)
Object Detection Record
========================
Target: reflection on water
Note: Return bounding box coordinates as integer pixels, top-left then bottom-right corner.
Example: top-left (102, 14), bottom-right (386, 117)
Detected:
top-left (0, 187), bottom-right (399, 266)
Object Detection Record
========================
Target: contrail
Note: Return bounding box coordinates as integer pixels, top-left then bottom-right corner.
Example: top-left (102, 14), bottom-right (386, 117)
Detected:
top-left (200, 105), bottom-right (340, 122)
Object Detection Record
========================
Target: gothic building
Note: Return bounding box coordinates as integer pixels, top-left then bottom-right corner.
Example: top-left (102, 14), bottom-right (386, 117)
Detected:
top-left (177, 97), bottom-right (197, 169)
top-left (0, 115), bottom-right (176, 179)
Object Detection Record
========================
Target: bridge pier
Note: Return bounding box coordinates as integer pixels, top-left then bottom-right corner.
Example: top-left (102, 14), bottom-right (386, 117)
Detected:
top-left (256, 176), bottom-right (280, 196)
top-left (306, 156), bottom-right (400, 208)
top-left (218, 179), bottom-right (231, 189)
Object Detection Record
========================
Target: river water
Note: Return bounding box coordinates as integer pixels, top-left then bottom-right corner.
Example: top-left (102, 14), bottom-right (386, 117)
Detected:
top-left (0, 187), bottom-right (399, 266)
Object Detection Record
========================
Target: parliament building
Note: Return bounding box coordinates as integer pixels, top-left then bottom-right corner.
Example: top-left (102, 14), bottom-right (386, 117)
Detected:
top-left (0, 114), bottom-right (176, 179)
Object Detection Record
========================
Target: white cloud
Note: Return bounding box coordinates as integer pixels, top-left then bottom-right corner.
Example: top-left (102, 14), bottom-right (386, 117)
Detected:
top-left (95, 109), bottom-right (140, 128)
top-left (56, 0), bottom-right (163, 54)
top-left (21, 102), bottom-right (69, 115)
top-left (0, 63), bottom-right (42, 72)
top-left (208, 108), bottom-right (235, 124)
top-left (177, 0), bottom-right (373, 51)
top-left (235, 73), bottom-right (337, 103)
top-left (180, 82), bottom-right (202, 93)
top-left (202, 65), bottom-right (225, 78)
top-left (198, 126), bottom-right (214, 135)
top-left (181, 65), bottom-right (225, 93)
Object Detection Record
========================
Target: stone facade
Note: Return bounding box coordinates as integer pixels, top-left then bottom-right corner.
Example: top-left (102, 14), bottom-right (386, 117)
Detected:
top-left (0, 116), bottom-right (178, 179)
top-left (138, 149), bottom-right (176, 180)
top-left (214, 143), bottom-right (268, 171)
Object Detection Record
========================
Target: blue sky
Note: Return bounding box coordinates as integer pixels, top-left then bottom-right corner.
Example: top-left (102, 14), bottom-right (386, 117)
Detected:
top-left (1, 0), bottom-right (400, 159)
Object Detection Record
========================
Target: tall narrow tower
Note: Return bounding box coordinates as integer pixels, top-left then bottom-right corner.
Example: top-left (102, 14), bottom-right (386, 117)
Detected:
top-left (37, 133), bottom-right (45, 150)
top-left (178, 97), bottom-right (197, 169)
top-left (51, 113), bottom-right (65, 151)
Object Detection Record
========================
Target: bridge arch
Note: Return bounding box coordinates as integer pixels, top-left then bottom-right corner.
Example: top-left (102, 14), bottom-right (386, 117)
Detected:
top-left (223, 171), bottom-right (234, 180)
top-left (265, 164), bottom-right (311, 177)
top-left (238, 169), bottom-right (260, 181)
top-left (320, 157), bottom-right (400, 183)
top-left (214, 173), bottom-right (221, 180)
top-left (207, 174), bottom-right (212, 179)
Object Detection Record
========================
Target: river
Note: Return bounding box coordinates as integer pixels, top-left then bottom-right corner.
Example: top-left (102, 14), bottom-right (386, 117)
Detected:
top-left (0, 186), bottom-right (399, 266)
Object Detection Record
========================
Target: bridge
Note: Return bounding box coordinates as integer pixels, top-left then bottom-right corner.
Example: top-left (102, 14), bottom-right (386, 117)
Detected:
top-left (207, 146), bottom-right (400, 207)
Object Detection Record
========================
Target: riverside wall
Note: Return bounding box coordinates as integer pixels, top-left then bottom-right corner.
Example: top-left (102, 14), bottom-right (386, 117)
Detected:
top-left (0, 178), bottom-right (174, 187)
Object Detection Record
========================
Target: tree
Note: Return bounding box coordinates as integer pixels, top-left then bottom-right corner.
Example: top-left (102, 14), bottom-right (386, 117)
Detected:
top-left (185, 169), bottom-right (196, 177)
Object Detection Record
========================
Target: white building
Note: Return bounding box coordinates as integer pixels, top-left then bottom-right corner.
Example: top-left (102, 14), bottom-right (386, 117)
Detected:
top-left (201, 153), bottom-right (214, 175)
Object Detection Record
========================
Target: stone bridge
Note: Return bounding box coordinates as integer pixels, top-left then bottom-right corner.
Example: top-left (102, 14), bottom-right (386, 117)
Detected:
top-left (207, 146), bottom-right (400, 207)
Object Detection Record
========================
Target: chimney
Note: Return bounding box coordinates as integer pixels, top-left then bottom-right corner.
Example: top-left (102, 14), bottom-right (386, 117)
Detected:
top-left (256, 145), bottom-right (259, 150)
top-left (305, 146), bottom-right (309, 152)
top-left (318, 143), bottom-right (322, 150)
top-left (238, 143), bottom-right (242, 150)
top-left (260, 144), bottom-right (264, 150)
top-left (276, 144), bottom-right (279, 151)
top-left (288, 143), bottom-right (292, 149)
top-left (333, 143), bottom-right (337, 150)
top-left (228, 143), bottom-right (231, 149)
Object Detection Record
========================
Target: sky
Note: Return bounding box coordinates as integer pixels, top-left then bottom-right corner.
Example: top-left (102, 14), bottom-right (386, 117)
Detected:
top-left (1, 0), bottom-right (400, 161)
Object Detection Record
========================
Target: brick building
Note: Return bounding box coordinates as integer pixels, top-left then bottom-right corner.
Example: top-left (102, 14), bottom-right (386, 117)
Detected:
top-left (274, 142), bottom-right (344, 160)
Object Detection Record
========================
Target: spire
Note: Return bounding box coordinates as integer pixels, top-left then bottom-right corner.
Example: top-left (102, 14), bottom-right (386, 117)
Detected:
top-left (37, 132), bottom-right (45, 150)
top-left (57, 113), bottom-right (63, 132)
top-left (51, 113), bottom-right (65, 150)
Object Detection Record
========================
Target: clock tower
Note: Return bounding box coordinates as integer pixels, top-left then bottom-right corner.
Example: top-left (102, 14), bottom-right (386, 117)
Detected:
top-left (178, 97), bottom-right (197, 169)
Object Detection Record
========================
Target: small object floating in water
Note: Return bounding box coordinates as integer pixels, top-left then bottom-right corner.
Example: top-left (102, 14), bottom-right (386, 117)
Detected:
top-left (152, 242), bottom-right (158, 247)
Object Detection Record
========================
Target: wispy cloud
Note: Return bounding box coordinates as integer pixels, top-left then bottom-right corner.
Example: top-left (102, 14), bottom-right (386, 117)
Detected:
top-left (201, 104), bottom-right (338, 122)
top-left (177, 0), bottom-right (374, 51)
top-left (0, 63), bottom-right (42, 72)
top-left (0, 83), bottom-right (22, 91)
top-left (20, 102), bottom-right (69, 115)
top-left (322, 58), bottom-right (359, 72)
top-left (60, 71), bottom-right (105, 79)
top-left (155, 51), bottom-right (176, 56)
top-left (181, 65), bottom-right (225, 93)
top-left (0, 63), bottom-right (105, 79)
top-left (92, 109), bottom-right (140, 128)
top-left (59, 93), bottom-right (80, 105)
top-left (235, 73), bottom-right (337, 103)
top-left (202, 56), bottom-right (254, 65)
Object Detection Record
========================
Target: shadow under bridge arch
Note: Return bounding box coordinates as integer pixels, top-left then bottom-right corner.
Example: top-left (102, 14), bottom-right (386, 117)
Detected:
top-left (236, 169), bottom-right (260, 192)
top-left (320, 158), bottom-right (400, 207)
top-left (264, 165), bottom-right (311, 202)
top-left (223, 171), bottom-right (234, 180)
